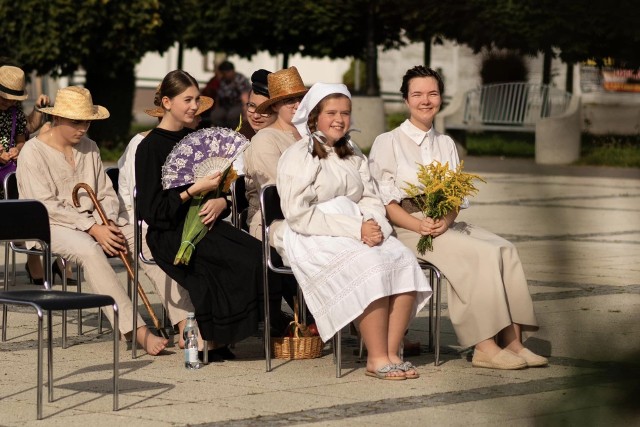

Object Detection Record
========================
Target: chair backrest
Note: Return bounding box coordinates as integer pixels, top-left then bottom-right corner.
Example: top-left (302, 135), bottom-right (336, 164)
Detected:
top-left (132, 187), bottom-right (155, 264)
top-left (259, 184), bottom-right (289, 271)
top-left (105, 167), bottom-right (119, 194)
top-left (2, 171), bottom-right (18, 200)
top-left (230, 175), bottom-right (249, 231)
top-left (260, 184), bottom-right (284, 228)
top-left (0, 199), bottom-right (51, 249)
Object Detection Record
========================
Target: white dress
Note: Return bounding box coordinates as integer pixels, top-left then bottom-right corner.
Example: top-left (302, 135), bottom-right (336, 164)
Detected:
top-left (275, 138), bottom-right (432, 342)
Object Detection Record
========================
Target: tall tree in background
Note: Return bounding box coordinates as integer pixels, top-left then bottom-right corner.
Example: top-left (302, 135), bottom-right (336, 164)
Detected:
top-left (184, 0), bottom-right (407, 95)
top-left (0, 0), bottom-right (186, 145)
top-left (403, 0), bottom-right (640, 84)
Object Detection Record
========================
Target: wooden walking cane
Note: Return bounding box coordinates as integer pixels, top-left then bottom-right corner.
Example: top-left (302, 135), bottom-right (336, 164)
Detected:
top-left (72, 182), bottom-right (169, 339)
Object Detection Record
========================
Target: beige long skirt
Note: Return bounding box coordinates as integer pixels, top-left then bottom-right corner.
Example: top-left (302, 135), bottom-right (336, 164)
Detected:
top-left (394, 213), bottom-right (538, 348)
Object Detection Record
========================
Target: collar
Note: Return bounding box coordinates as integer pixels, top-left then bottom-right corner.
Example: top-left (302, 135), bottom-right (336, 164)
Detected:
top-left (400, 119), bottom-right (435, 146)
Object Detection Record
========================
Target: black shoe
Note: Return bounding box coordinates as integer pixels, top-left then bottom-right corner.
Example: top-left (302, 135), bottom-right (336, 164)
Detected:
top-left (24, 263), bottom-right (44, 286)
top-left (52, 261), bottom-right (77, 286)
top-left (212, 345), bottom-right (236, 360)
top-left (198, 349), bottom-right (224, 363)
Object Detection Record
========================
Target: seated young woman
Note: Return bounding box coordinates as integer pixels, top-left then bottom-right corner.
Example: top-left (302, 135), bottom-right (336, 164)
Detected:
top-left (368, 66), bottom-right (548, 370)
top-left (135, 70), bottom-right (264, 358)
top-left (17, 86), bottom-right (168, 355)
top-left (274, 83), bottom-right (432, 380)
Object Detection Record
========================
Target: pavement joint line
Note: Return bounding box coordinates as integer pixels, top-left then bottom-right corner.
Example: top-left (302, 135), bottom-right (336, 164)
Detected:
top-left (194, 367), bottom-right (640, 426)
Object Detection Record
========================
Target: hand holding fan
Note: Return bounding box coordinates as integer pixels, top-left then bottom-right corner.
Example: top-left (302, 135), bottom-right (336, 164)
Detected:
top-left (161, 127), bottom-right (250, 190)
top-left (160, 126), bottom-right (250, 265)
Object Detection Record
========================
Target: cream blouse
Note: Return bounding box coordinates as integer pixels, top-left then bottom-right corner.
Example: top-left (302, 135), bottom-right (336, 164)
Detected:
top-left (17, 136), bottom-right (123, 231)
top-left (368, 119), bottom-right (469, 209)
top-left (276, 137), bottom-right (392, 240)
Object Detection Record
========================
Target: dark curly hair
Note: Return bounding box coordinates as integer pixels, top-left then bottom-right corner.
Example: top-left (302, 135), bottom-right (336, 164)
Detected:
top-left (400, 66), bottom-right (444, 100)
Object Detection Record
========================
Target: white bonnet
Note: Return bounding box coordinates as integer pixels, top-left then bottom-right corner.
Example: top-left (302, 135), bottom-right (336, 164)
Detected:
top-left (292, 83), bottom-right (352, 137)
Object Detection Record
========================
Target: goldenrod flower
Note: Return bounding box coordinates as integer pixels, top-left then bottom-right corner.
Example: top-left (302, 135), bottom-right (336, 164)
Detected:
top-left (404, 160), bottom-right (485, 254)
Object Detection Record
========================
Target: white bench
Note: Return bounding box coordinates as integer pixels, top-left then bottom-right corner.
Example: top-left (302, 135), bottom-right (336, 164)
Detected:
top-left (437, 82), bottom-right (573, 133)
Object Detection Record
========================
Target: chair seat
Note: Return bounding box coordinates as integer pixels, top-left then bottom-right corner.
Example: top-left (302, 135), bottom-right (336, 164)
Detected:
top-left (0, 290), bottom-right (115, 311)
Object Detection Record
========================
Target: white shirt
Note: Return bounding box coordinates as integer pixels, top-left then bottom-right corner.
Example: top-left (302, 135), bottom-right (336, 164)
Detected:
top-left (368, 119), bottom-right (469, 208)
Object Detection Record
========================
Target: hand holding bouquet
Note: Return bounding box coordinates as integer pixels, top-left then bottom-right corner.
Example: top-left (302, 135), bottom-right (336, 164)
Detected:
top-left (404, 160), bottom-right (485, 254)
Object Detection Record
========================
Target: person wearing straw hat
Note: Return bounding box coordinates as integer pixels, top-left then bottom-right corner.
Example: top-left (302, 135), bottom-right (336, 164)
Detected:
top-left (16, 86), bottom-right (170, 356)
top-left (0, 65), bottom-right (29, 180)
top-left (244, 66), bottom-right (308, 240)
top-left (274, 82), bottom-right (432, 380)
top-left (116, 92), bottom-right (213, 350)
top-left (0, 64), bottom-right (51, 284)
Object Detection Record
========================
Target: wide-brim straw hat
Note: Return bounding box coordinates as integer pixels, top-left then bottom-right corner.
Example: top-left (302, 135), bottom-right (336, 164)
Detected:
top-left (255, 66), bottom-right (308, 114)
top-left (144, 95), bottom-right (214, 118)
top-left (38, 86), bottom-right (109, 120)
top-left (0, 65), bottom-right (28, 101)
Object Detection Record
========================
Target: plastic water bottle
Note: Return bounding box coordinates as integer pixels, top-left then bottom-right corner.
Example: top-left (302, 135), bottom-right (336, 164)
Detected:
top-left (183, 312), bottom-right (201, 370)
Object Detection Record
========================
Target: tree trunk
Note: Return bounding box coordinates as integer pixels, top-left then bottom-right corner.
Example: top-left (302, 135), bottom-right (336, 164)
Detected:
top-left (423, 35), bottom-right (432, 68)
top-left (365, 4), bottom-right (379, 96)
top-left (84, 63), bottom-right (135, 148)
top-left (282, 52), bottom-right (290, 69)
top-left (565, 62), bottom-right (574, 93)
top-left (542, 49), bottom-right (552, 85)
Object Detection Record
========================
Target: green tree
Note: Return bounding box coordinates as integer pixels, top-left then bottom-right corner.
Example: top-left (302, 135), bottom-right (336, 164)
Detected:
top-left (185, 0), bottom-right (407, 95)
top-left (0, 0), bottom-right (187, 145)
top-left (403, 0), bottom-right (640, 76)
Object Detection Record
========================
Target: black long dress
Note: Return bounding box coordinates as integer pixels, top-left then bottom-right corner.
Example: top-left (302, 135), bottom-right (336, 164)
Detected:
top-left (135, 127), bottom-right (261, 344)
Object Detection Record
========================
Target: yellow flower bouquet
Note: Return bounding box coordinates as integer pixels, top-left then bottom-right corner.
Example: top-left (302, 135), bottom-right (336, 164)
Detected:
top-left (404, 160), bottom-right (485, 254)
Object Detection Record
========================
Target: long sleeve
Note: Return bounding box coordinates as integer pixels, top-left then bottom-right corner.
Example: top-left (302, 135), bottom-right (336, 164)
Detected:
top-left (116, 133), bottom-right (145, 223)
top-left (277, 140), bottom-right (363, 240)
top-left (16, 137), bottom-right (120, 231)
top-left (353, 151), bottom-right (393, 238)
top-left (368, 131), bottom-right (406, 205)
top-left (134, 129), bottom-right (187, 231)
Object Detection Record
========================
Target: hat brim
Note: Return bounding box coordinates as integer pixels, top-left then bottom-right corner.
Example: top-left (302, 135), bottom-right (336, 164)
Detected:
top-left (38, 105), bottom-right (110, 121)
top-left (0, 91), bottom-right (28, 101)
top-left (254, 89), bottom-right (309, 114)
top-left (144, 96), bottom-right (214, 118)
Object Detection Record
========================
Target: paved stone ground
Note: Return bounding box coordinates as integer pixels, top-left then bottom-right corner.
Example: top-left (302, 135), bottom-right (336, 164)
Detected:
top-left (1, 156), bottom-right (639, 426)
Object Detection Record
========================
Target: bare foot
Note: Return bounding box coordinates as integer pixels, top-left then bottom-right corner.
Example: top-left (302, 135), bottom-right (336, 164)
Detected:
top-left (177, 319), bottom-right (187, 349)
top-left (136, 326), bottom-right (168, 356)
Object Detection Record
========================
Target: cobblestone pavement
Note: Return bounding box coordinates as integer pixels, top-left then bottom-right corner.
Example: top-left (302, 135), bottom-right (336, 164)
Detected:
top-left (1, 156), bottom-right (639, 426)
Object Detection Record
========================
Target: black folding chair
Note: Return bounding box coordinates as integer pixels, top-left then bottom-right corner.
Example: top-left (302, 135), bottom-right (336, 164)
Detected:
top-left (230, 174), bottom-right (249, 232)
top-left (0, 199), bottom-right (119, 420)
top-left (260, 184), bottom-right (343, 377)
top-left (2, 171), bottom-right (83, 346)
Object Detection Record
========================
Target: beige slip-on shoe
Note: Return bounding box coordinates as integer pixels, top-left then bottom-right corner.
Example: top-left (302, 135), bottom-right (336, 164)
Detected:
top-left (517, 348), bottom-right (549, 367)
top-left (472, 348), bottom-right (527, 370)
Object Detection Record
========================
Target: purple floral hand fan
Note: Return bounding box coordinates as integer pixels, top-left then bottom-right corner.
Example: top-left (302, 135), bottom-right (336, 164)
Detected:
top-left (161, 127), bottom-right (250, 190)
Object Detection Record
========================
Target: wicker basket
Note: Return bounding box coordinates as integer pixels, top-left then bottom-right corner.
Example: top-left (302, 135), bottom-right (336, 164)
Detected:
top-left (272, 299), bottom-right (323, 359)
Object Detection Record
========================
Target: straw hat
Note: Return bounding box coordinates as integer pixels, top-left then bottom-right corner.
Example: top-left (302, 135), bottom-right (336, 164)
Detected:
top-left (38, 86), bottom-right (109, 120)
top-left (255, 67), bottom-right (308, 114)
top-left (144, 95), bottom-right (214, 118)
top-left (0, 66), bottom-right (28, 101)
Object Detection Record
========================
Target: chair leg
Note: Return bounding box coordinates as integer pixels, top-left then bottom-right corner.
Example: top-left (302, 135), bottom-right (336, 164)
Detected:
top-left (202, 340), bottom-right (209, 364)
top-left (2, 243), bottom-right (8, 342)
top-left (112, 303), bottom-right (119, 411)
top-left (76, 265), bottom-right (83, 336)
top-left (47, 311), bottom-right (54, 403)
top-left (132, 252), bottom-right (139, 359)
top-left (36, 311), bottom-right (44, 420)
top-left (62, 265), bottom-right (67, 349)
top-left (335, 329), bottom-right (342, 378)
top-left (434, 275), bottom-right (442, 367)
